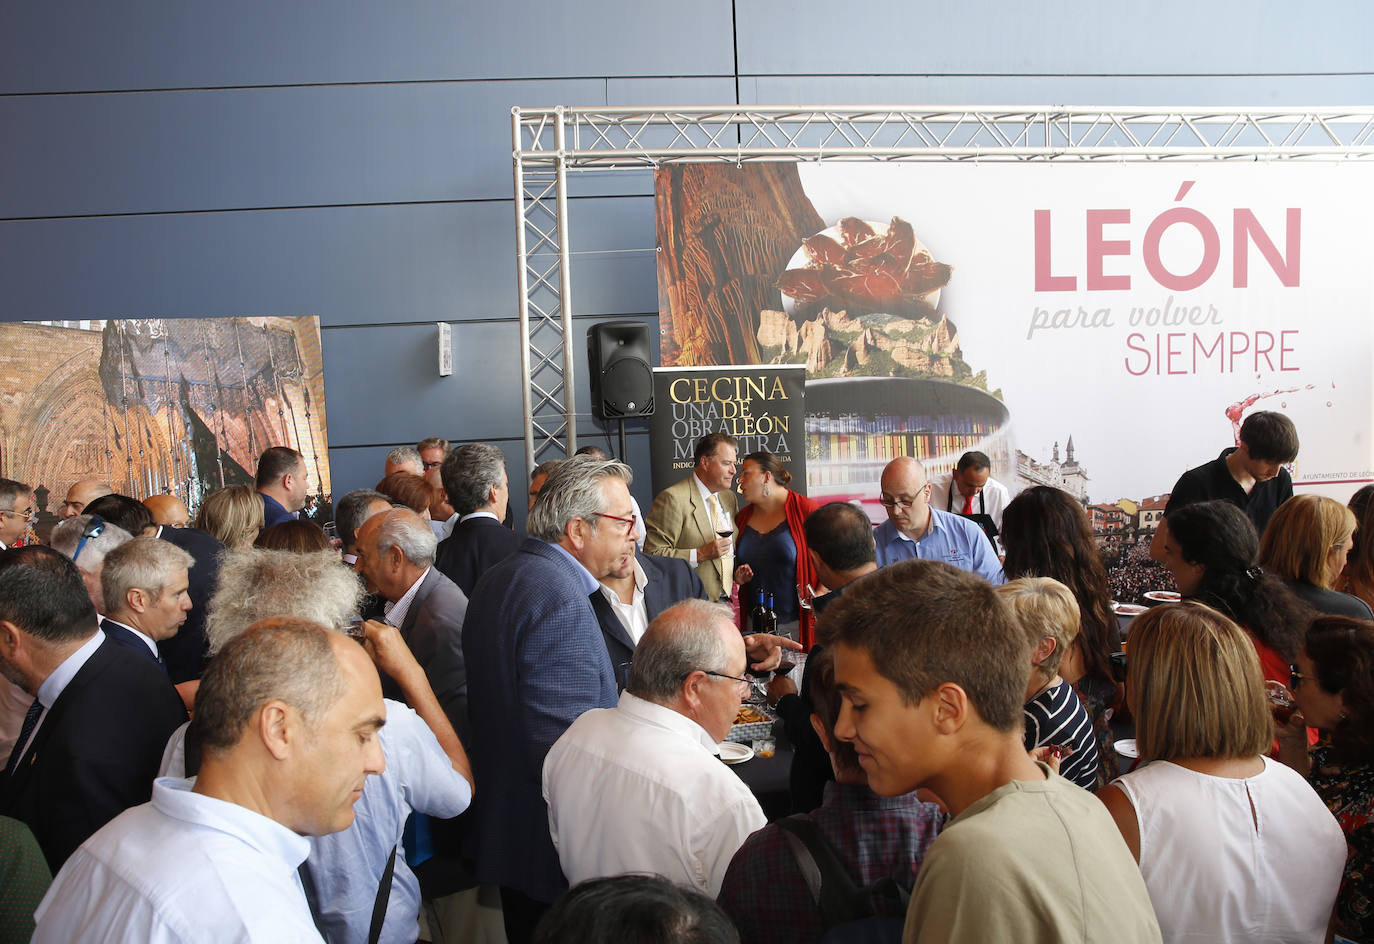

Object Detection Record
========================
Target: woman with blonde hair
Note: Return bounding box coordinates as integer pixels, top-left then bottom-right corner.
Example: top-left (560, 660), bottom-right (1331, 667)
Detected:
top-left (996, 577), bottom-right (1101, 789)
top-left (1260, 494), bottom-right (1371, 619)
top-left (194, 484), bottom-right (264, 549)
top-left (1099, 601), bottom-right (1345, 943)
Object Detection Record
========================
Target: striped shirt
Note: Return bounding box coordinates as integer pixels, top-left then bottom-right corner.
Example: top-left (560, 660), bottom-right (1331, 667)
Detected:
top-left (1023, 680), bottom-right (1100, 790)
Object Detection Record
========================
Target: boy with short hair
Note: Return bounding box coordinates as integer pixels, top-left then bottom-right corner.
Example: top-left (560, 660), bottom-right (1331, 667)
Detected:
top-left (821, 559), bottom-right (1161, 943)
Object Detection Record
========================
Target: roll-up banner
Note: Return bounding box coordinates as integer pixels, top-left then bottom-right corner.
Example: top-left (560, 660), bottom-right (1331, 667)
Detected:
top-left (648, 365), bottom-right (807, 497)
top-left (654, 162), bottom-right (1374, 595)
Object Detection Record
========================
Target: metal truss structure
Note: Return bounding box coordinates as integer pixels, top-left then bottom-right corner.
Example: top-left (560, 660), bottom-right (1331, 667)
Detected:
top-left (512, 106), bottom-right (1374, 467)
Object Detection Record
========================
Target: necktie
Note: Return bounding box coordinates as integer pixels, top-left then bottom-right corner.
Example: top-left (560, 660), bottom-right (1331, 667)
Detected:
top-left (707, 493), bottom-right (733, 601)
top-left (4, 699), bottom-right (41, 777)
top-left (962, 491), bottom-right (974, 516)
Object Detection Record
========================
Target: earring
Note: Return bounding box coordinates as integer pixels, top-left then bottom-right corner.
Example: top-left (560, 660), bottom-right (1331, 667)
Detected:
top-left (762, 484), bottom-right (771, 497)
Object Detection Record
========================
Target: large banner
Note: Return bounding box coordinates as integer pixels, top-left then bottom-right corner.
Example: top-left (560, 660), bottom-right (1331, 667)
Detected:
top-left (648, 365), bottom-right (807, 496)
top-left (655, 162), bottom-right (1374, 595)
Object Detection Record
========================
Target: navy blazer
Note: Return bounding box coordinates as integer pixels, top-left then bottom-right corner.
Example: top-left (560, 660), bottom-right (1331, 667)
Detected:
top-left (0, 636), bottom-right (188, 871)
top-left (98, 618), bottom-right (164, 672)
top-left (434, 514), bottom-right (522, 597)
top-left (592, 552), bottom-right (705, 691)
top-left (461, 537), bottom-right (617, 903)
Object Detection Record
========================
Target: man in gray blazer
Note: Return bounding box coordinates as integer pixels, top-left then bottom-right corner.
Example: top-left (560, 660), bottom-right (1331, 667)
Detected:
top-left (353, 508), bottom-right (470, 743)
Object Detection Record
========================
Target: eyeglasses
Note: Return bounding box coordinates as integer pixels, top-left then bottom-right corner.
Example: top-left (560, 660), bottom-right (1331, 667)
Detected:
top-left (422, 460), bottom-right (442, 470)
top-left (878, 491), bottom-right (926, 509)
top-left (593, 511), bottom-right (637, 536)
top-left (73, 515), bottom-right (106, 563)
top-left (1, 506), bottom-right (36, 521)
top-left (1289, 664), bottom-right (1309, 691)
top-left (683, 669), bottom-right (752, 691)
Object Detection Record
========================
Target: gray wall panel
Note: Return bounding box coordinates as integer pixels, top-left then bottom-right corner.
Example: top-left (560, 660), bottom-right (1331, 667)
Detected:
top-left (0, 1), bottom-right (735, 93)
top-left (321, 321), bottom-right (524, 447)
top-left (736, 1), bottom-right (1374, 77)
top-left (1, 80), bottom-right (608, 218)
top-left (741, 74), bottom-right (1374, 108)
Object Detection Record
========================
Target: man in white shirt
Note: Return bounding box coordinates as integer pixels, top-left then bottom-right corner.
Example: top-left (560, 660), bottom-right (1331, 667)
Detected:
top-left (97, 536), bottom-right (193, 671)
top-left (543, 598), bottom-right (766, 897)
top-left (644, 433), bottom-right (739, 602)
top-left (927, 450), bottom-right (1011, 547)
top-left (33, 618), bottom-right (388, 943)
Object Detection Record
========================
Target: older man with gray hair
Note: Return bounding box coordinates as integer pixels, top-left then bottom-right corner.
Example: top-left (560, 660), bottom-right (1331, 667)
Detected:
top-left (50, 515), bottom-right (133, 614)
top-left (384, 445), bottom-right (424, 478)
top-left (98, 536), bottom-right (194, 671)
top-left (462, 455), bottom-right (630, 941)
top-left (353, 508), bottom-right (469, 740)
top-left (435, 442), bottom-right (522, 595)
top-left (544, 598), bottom-right (765, 897)
top-left (179, 549), bottom-right (474, 944)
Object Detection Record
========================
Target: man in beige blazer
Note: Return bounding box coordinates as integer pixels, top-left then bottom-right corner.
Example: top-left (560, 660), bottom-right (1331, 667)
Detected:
top-left (644, 433), bottom-right (739, 601)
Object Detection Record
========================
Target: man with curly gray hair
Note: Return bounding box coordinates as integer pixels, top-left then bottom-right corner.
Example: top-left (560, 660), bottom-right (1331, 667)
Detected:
top-left (462, 455), bottom-right (633, 941)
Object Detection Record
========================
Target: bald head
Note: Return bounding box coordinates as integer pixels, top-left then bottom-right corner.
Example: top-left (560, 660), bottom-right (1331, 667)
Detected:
top-left (879, 457), bottom-right (932, 537)
top-left (62, 479), bottom-right (114, 519)
top-left (144, 494), bottom-right (191, 529)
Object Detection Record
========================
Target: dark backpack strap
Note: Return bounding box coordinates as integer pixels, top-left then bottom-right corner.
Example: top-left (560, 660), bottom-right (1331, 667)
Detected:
top-left (774, 816), bottom-right (866, 927)
top-left (368, 844), bottom-right (398, 944)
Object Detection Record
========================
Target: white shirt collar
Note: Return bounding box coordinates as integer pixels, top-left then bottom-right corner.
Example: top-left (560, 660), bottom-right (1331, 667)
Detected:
top-left (617, 690), bottom-right (719, 754)
top-left (37, 627), bottom-right (105, 710)
top-left (384, 567), bottom-right (430, 627)
top-left (693, 472), bottom-right (718, 502)
top-left (152, 777), bottom-right (312, 868)
top-left (458, 511), bottom-right (499, 523)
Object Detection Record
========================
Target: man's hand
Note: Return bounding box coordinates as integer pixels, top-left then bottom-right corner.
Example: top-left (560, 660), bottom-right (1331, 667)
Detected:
top-left (698, 535), bottom-right (732, 561)
top-left (742, 632), bottom-right (803, 672)
top-left (765, 674), bottom-right (797, 707)
top-left (362, 619), bottom-right (423, 683)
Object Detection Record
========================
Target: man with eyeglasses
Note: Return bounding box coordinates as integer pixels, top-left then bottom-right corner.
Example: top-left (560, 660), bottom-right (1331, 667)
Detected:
top-left (0, 479), bottom-right (35, 550)
top-left (461, 455), bottom-right (629, 943)
top-left (645, 433), bottom-right (740, 602)
top-left (543, 598), bottom-right (766, 898)
top-left (873, 457), bottom-right (1003, 584)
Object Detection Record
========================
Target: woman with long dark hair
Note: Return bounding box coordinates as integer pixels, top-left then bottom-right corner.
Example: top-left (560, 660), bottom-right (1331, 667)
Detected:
top-left (1280, 615), bottom-right (1374, 944)
top-left (1000, 485), bottom-right (1119, 786)
top-left (1160, 500), bottom-right (1313, 683)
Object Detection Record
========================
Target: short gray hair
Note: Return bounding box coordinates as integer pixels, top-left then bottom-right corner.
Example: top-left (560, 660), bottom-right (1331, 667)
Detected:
top-left (50, 515), bottom-right (133, 573)
top-left (335, 488), bottom-right (391, 549)
top-left (206, 548), bottom-right (365, 655)
top-left (101, 536), bottom-right (195, 614)
top-left (627, 599), bottom-right (735, 704)
top-left (385, 446), bottom-right (423, 474)
top-left (374, 508), bottom-right (438, 567)
top-left (442, 443), bottom-right (507, 516)
top-left (527, 456), bottom-right (631, 543)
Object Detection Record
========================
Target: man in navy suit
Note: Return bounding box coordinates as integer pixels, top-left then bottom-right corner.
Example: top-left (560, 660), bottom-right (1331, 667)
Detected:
top-left (435, 442), bottom-right (522, 596)
top-left (153, 522), bottom-right (224, 687)
top-left (255, 446), bottom-right (309, 529)
top-left (462, 456), bottom-right (631, 943)
top-left (0, 546), bottom-right (187, 871)
top-left (97, 537), bottom-right (194, 671)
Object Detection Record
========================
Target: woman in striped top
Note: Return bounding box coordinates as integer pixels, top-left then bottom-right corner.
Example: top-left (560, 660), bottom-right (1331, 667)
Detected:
top-left (997, 577), bottom-right (1101, 790)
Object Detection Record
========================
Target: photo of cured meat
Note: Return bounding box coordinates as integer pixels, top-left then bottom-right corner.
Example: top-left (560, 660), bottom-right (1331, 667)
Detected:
top-left (777, 216), bottom-right (953, 319)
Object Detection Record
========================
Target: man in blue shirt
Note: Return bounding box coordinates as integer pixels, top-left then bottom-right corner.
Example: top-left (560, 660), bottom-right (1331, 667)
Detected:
top-left (873, 457), bottom-right (1003, 585)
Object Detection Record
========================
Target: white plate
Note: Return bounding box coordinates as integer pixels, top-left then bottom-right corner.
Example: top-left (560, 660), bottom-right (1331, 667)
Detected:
top-left (1143, 590), bottom-right (1181, 604)
top-left (717, 741), bottom-right (755, 765)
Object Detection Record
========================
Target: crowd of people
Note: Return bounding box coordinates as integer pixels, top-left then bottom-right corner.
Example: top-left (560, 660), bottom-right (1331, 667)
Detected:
top-left (0, 408), bottom-right (1369, 943)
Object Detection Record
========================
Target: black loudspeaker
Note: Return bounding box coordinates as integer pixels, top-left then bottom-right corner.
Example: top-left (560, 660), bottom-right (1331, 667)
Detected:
top-left (588, 321), bottom-right (654, 420)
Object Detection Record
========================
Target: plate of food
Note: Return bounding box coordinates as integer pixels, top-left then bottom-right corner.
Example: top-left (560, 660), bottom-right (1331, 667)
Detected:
top-left (717, 741), bottom-right (755, 765)
top-left (727, 704), bottom-right (774, 745)
top-left (777, 216), bottom-right (951, 320)
top-left (1143, 590), bottom-right (1181, 605)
